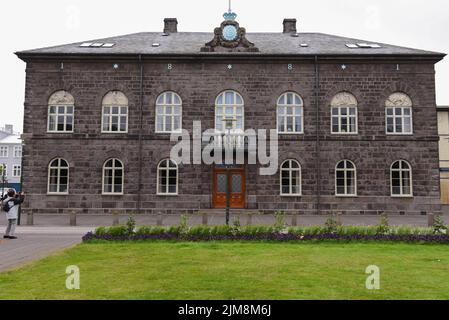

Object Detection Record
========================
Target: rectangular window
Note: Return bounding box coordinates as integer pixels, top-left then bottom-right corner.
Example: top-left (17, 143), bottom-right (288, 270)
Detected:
top-left (13, 146), bottom-right (22, 158)
top-left (13, 165), bottom-right (21, 178)
top-left (48, 105), bottom-right (74, 132)
top-left (0, 146), bottom-right (8, 158)
top-left (102, 106), bottom-right (128, 133)
top-left (277, 105), bottom-right (304, 134)
top-left (386, 107), bottom-right (413, 134)
top-left (331, 107), bottom-right (358, 134)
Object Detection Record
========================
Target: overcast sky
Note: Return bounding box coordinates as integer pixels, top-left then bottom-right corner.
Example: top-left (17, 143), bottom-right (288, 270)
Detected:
top-left (1, 0), bottom-right (448, 132)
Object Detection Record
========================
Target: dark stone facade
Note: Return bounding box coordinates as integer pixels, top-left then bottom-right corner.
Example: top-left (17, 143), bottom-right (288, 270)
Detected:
top-left (19, 57), bottom-right (442, 215)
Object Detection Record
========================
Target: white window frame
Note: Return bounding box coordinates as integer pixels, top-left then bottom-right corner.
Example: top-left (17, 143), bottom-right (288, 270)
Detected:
top-left (214, 90), bottom-right (245, 133)
top-left (157, 159), bottom-right (179, 196)
top-left (155, 91), bottom-right (183, 133)
top-left (101, 91), bottom-right (129, 134)
top-left (0, 146), bottom-right (8, 158)
top-left (335, 160), bottom-right (357, 197)
top-left (276, 92), bottom-right (304, 135)
top-left (47, 158), bottom-right (69, 195)
top-left (48, 105), bottom-right (75, 133)
top-left (12, 165), bottom-right (21, 178)
top-left (13, 146), bottom-right (22, 158)
top-left (385, 107), bottom-right (413, 135)
top-left (102, 159), bottom-right (124, 195)
top-left (280, 159), bottom-right (302, 196)
top-left (385, 93), bottom-right (413, 135)
top-left (331, 106), bottom-right (358, 135)
top-left (101, 106), bottom-right (129, 133)
top-left (390, 160), bottom-right (413, 197)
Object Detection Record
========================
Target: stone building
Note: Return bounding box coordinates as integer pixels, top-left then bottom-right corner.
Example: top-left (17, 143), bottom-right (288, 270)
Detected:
top-left (16, 11), bottom-right (445, 216)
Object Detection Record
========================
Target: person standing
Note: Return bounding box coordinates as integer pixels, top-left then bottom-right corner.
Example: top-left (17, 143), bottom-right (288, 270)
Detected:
top-left (2, 189), bottom-right (25, 239)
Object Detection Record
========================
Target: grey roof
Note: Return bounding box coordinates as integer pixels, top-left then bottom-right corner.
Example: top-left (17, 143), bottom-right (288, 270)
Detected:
top-left (16, 32), bottom-right (445, 58)
top-left (0, 134), bottom-right (21, 145)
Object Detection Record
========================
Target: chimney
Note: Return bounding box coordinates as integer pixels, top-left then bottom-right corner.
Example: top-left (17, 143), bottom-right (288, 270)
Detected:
top-left (283, 18), bottom-right (297, 34)
top-left (164, 18), bottom-right (178, 34)
top-left (4, 124), bottom-right (13, 134)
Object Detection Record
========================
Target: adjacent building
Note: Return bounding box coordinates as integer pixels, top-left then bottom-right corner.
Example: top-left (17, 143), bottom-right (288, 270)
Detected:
top-left (16, 10), bottom-right (445, 216)
top-left (437, 106), bottom-right (449, 205)
top-left (0, 125), bottom-right (22, 191)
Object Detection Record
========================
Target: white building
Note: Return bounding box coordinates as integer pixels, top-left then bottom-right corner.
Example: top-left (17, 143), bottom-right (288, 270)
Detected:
top-left (0, 125), bottom-right (22, 191)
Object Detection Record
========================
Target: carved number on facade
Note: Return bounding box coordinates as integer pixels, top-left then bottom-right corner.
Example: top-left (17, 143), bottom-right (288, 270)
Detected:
top-left (288, 64), bottom-right (293, 71)
top-left (168, 64), bottom-right (173, 70)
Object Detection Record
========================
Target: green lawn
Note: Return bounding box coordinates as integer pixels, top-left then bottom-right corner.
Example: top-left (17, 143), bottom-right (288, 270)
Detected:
top-left (1, 241), bottom-right (449, 300)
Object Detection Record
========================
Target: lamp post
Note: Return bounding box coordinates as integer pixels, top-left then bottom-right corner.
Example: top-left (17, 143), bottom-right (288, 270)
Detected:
top-left (223, 117), bottom-right (236, 225)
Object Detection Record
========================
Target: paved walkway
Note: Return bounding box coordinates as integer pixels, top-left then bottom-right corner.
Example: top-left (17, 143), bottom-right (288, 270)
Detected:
top-left (0, 227), bottom-right (93, 272)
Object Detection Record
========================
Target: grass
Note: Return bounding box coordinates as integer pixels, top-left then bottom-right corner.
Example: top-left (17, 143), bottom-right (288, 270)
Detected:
top-left (0, 241), bottom-right (449, 300)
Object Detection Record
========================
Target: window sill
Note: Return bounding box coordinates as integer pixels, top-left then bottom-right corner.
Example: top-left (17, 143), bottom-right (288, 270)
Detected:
top-left (277, 132), bottom-right (304, 135)
top-left (102, 193), bottom-right (124, 196)
top-left (331, 133), bottom-right (359, 136)
top-left (157, 193), bottom-right (178, 197)
top-left (280, 194), bottom-right (302, 197)
top-left (155, 130), bottom-right (183, 134)
top-left (47, 192), bottom-right (69, 196)
top-left (386, 133), bottom-right (414, 136)
top-left (335, 195), bottom-right (358, 198)
top-left (46, 131), bottom-right (74, 134)
top-left (101, 131), bottom-right (129, 134)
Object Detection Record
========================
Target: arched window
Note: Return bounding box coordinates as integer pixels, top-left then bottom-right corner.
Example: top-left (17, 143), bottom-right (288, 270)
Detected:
top-left (48, 158), bottom-right (69, 194)
top-left (215, 90), bottom-right (244, 132)
top-left (280, 159), bottom-right (302, 196)
top-left (335, 160), bottom-right (357, 196)
top-left (102, 159), bottom-right (124, 194)
top-left (48, 91), bottom-right (75, 133)
top-left (331, 92), bottom-right (358, 134)
top-left (277, 92), bottom-right (304, 134)
top-left (155, 91), bottom-right (182, 133)
top-left (385, 93), bottom-right (413, 134)
top-left (391, 160), bottom-right (413, 197)
top-left (157, 159), bottom-right (178, 195)
top-left (102, 91), bottom-right (128, 133)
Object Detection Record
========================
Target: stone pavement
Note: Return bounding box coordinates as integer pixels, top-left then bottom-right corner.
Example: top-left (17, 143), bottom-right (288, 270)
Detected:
top-left (0, 227), bottom-right (92, 272)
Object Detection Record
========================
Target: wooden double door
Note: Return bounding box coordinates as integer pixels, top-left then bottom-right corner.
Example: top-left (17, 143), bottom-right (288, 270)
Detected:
top-left (213, 166), bottom-right (246, 209)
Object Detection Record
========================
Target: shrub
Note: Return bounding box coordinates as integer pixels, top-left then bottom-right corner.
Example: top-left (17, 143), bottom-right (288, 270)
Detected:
top-left (274, 211), bottom-right (286, 231)
top-left (189, 225), bottom-right (212, 237)
top-left (376, 214), bottom-right (390, 235)
top-left (324, 214), bottom-right (342, 233)
top-left (433, 215), bottom-right (448, 235)
top-left (105, 225), bottom-right (129, 237)
top-left (88, 222), bottom-right (446, 243)
top-left (231, 216), bottom-right (241, 234)
top-left (179, 214), bottom-right (189, 234)
top-left (136, 226), bottom-right (165, 235)
top-left (126, 215), bottom-right (136, 235)
top-left (95, 226), bottom-right (107, 236)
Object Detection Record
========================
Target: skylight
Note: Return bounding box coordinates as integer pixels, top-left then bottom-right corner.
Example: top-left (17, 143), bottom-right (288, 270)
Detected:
top-left (346, 43), bottom-right (382, 49)
top-left (79, 42), bottom-right (116, 48)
